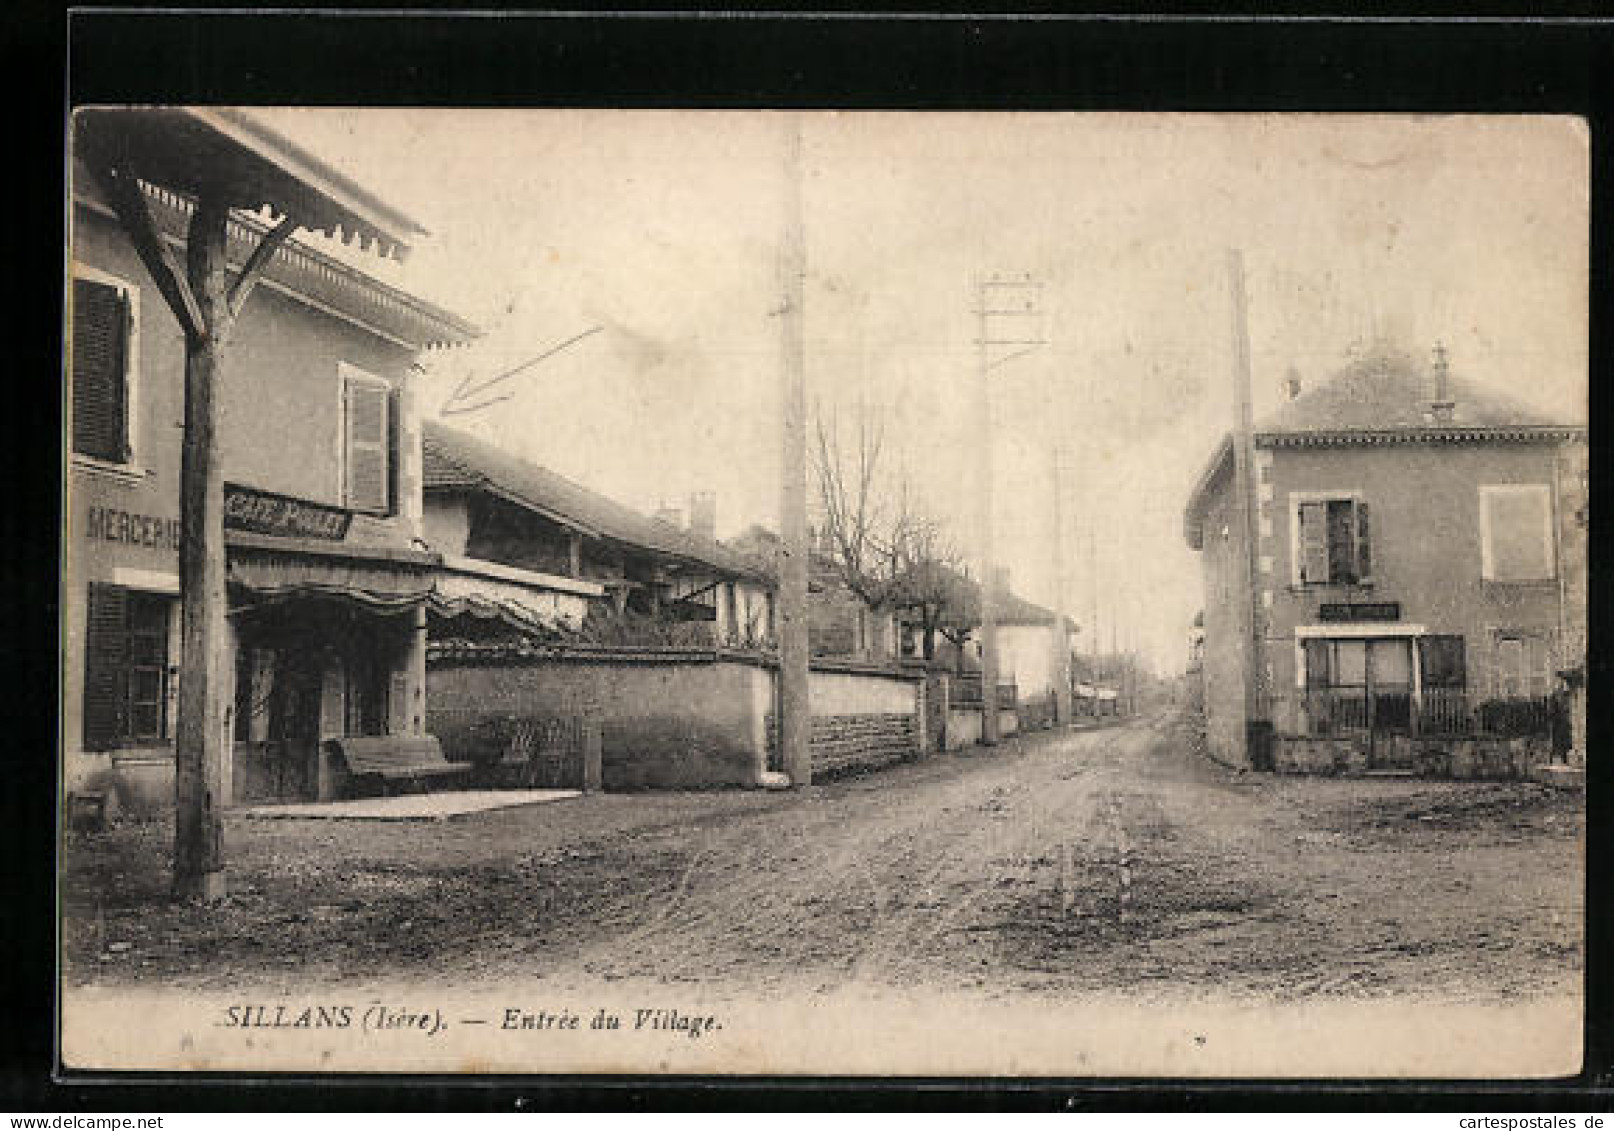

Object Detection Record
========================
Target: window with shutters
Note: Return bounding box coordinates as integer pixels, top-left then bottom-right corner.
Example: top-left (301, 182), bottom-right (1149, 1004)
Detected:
top-left (341, 365), bottom-right (394, 514)
top-left (70, 268), bottom-right (139, 467)
top-left (83, 584), bottom-right (174, 751)
top-left (1480, 484), bottom-right (1554, 582)
top-left (1291, 494), bottom-right (1372, 587)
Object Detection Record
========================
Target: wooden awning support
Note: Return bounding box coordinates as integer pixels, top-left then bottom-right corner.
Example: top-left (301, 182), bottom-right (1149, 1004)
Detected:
top-left (73, 109), bottom-right (420, 903)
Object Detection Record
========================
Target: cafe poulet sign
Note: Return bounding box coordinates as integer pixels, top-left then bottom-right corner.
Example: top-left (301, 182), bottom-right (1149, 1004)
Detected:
top-left (85, 485), bottom-right (353, 554)
top-left (223, 484), bottom-right (352, 541)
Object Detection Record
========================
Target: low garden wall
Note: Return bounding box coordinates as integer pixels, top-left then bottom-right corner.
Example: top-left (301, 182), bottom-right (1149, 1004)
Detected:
top-left (427, 644), bottom-right (926, 789)
top-left (944, 706), bottom-right (1019, 751)
top-left (1272, 732), bottom-right (1558, 780)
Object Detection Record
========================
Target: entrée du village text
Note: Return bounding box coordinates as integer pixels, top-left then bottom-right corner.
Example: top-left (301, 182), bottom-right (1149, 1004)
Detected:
top-left (218, 1004), bottom-right (724, 1040)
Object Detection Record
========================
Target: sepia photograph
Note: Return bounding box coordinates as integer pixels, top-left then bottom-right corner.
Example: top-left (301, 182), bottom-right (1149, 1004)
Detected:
top-left (59, 107), bottom-right (1587, 1078)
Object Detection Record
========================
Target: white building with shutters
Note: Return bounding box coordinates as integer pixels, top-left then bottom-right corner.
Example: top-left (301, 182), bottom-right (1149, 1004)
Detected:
top-left (1183, 343), bottom-right (1586, 769)
top-left (65, 157), bottom-right (478, 813)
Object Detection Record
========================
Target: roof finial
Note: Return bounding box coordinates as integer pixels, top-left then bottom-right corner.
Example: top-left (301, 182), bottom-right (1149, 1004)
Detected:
top-left (1429, 341), bottom-right (1455, 422)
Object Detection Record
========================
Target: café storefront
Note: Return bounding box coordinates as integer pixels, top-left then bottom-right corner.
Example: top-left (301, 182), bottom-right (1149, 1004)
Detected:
top-left (67, 482), bottom-right (437, 812)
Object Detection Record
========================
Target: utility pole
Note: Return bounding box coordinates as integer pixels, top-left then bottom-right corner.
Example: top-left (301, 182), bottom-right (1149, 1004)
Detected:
top-left (1227, 250), bottom-right (1264, 759)
top-left (777, 114), bottom-right (812, 787)
top-left (973, 274), bottom-right (1044, 746)
top-left (1051, 445), bottom-right (1073, 726)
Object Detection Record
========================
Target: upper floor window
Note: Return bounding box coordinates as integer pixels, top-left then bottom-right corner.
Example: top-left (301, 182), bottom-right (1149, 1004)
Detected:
top-left (71, 269), bottom-right (138, 466)
top-left (1293, 494), bottom-right (1372, 587)
top-left (341, 364), bottom-right (395, 515)
top-left (1480, 484), bottom-right (1554, 582)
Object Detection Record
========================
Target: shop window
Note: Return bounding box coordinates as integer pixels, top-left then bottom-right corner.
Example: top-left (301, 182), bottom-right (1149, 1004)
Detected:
top-left (342, 365), bottom-right (396, 515)
top-left (1417, 635), bottom-right (1467, 689)
top-left (1480, 484), bottom-right (1554, 582)
top-left (83, 584), bottom-right (172, 750)
top-left (1294, 496), bottom-right (1372, 586)
top-left (71, 272), bottom-right (136, 466)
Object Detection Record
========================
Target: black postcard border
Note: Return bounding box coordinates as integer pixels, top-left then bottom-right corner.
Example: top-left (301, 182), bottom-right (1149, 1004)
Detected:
top-left (9, 5), bottom-right (1612, 1111)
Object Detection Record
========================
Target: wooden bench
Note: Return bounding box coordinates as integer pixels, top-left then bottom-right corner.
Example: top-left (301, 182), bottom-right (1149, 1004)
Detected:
top-left (324, 735), bottom-right (471, 797)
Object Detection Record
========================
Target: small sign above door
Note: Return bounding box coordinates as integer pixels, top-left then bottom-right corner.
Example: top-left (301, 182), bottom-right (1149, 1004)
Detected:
top-left (225, 483), bottom-right (352, 541)
top-left (1319, 602), bottom-right (1401, 623)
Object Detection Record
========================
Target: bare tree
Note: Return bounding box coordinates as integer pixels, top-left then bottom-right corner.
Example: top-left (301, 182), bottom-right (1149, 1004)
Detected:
top-left (811, 405), bottom-right (973, 662)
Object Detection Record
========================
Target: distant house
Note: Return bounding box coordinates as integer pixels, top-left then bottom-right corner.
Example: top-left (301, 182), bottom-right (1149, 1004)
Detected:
top-left (422, 421), bottom-right (774, 646)
top-left (1183, 344), bottom-right (1586, 770)
top-left (894, 563), bottom-right (1076, 698)
top-left (725, 523), bottom-right (899, 663)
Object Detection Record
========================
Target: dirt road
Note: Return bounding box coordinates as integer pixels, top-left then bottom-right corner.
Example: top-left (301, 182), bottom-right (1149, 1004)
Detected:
top-left (63, 712), bottom-right (1582, 1004)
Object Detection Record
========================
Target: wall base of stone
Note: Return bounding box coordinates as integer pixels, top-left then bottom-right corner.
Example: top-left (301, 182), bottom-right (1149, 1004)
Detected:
top-left (64, 751), bottom-right (175, 820)
top-left (1272, 732), bottom-right (1562, 781)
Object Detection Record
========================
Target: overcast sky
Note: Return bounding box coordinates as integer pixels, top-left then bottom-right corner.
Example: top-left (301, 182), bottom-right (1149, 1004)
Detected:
top-left (250, 110), bottom-right (1587, 675)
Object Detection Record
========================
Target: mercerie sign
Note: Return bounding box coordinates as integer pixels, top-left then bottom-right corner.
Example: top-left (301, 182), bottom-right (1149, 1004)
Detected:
top-left (224, 483), bottom-right (352, 541)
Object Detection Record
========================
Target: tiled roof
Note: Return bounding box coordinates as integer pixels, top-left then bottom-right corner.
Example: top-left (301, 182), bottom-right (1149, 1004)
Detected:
top-left (893, 561), bottom-right (1071, 629)
top-left (1257, 346), bottom-right (1572, 435)
top-left (422, 421), bottom-right (766, 581)
top-left (1183, 346), bottom-right (1585, 550)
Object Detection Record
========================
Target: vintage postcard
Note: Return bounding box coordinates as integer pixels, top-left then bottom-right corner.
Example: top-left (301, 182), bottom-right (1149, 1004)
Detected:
top-left (60, 109), bottom-right (1586, 1077)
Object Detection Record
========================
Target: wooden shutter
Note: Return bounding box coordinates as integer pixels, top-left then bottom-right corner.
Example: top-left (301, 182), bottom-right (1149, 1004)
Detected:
top-left (1355, 501), bottom-right (1372, 585)
top-left (1418, 635), bottom-right (1466, 689)
top-left (83, 584), bottom-right (128, 750)
top-left (1298, 502), bottom-right (1329, 584)
top-left (1483, 487), bottom-right (1552, 582)
top-left (386, 387), bottom-right (401, 515)
top-left (1303, 638), bottom-right (1331, 691)
top-left (344, 374), bottom-right (390, 513)
top-left (1326, 499), bottom-right (1357, 585)
top-left (71, 278), bottom-right (130, 463)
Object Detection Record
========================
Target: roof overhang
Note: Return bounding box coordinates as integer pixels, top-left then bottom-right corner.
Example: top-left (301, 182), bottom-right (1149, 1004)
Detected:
top-left (225, 531), bottom-right (440, 613)
top-left (1183, 436), bottom-right (1233, 552)
top-left (1259, 425), bottom-right (1587, 448)
top-left (75, 107), bottom-right (425, 262)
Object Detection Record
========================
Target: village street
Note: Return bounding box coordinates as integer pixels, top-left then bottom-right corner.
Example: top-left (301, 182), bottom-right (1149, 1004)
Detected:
top-left (62, 713), bottom-right (1582, 1006)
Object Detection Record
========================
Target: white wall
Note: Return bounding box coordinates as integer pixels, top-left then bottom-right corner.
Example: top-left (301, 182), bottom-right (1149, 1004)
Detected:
top-left (423, 494), bottom-right (473, 557)
top-left (809, 668), bottom-right (918, 716)
top-left (999, 624), bottom-right (1058, 697)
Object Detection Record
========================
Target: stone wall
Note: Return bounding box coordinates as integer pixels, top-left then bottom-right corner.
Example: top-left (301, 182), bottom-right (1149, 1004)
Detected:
top-left (1272, 732), bottom-right (1557, 780)
top-left (766, 712), bottom-right (917, 778)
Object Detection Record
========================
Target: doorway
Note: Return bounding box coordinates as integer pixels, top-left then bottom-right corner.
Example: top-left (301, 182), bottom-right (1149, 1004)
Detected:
top-left (1303, 636), bottom-right (1415, 764)
top-left (232, 640), bottom-right (324, 803)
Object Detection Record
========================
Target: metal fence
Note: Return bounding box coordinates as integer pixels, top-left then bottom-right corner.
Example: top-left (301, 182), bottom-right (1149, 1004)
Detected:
top-left (1305, 688), bottom-right (1567, 745)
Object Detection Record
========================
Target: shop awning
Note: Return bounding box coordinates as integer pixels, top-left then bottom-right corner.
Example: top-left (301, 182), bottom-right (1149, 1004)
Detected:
top-left (427, 570), bottom-right (578, 636)
top-left (227, 532), bottom-right (438, 613)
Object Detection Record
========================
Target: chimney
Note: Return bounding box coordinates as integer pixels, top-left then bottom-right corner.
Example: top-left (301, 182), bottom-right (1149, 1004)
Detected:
top-left (1427, 342), bottom-right (1456, 423)
top-left (1283, 365), bottom-right (1303, 402)
top-left (688, 491), bottom-right (716, 542)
